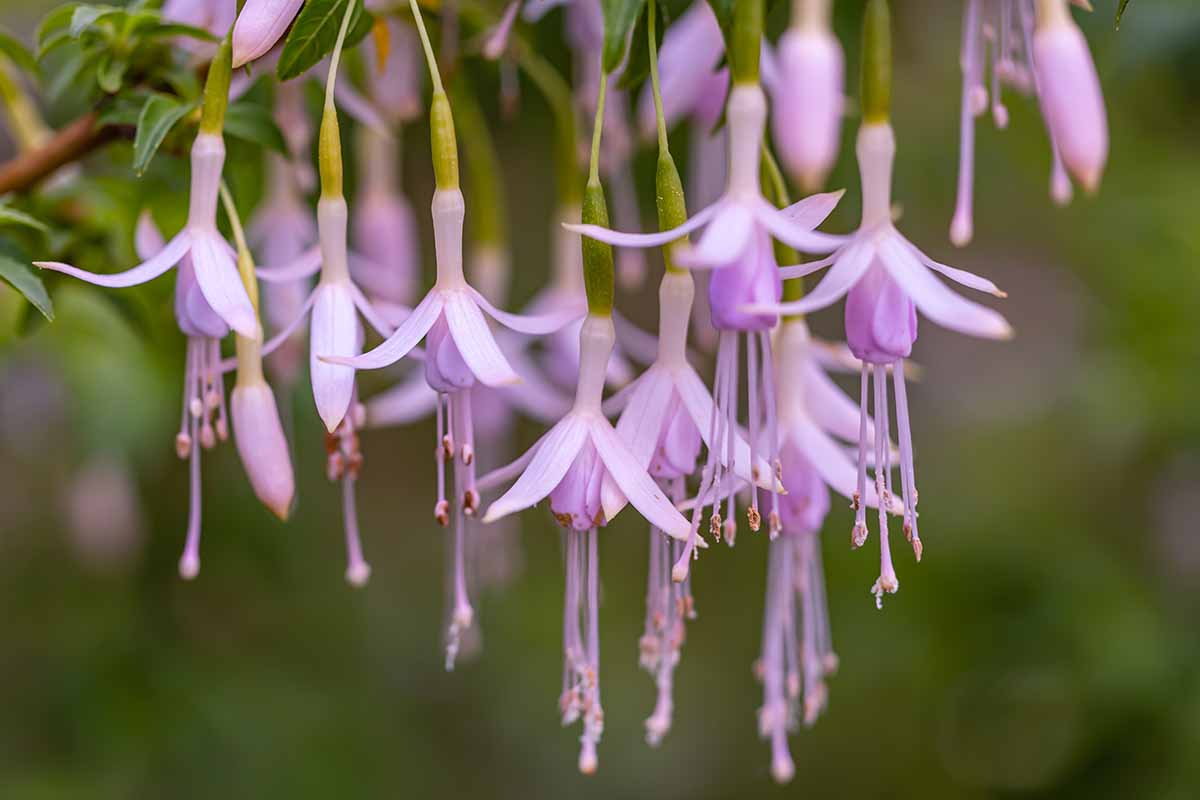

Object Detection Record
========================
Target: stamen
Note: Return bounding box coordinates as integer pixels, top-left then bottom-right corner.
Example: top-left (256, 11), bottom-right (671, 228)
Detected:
top-left (852, 364), bottom-right (870, 548)
top-left (759, 332), bottom-right (782, 538)
top-left (342, 472), bottom-right (371, 587)
top-left (870, 367), bottom-right (898, 608)
top-left (435, 393), bottom-right (449, 526)
top-left (892, 359), bottom-right (922, 560)
top-left (721, 333), bottom-right (740, 544)
top-left (444, 494), bottom-right (474, 670)
top-left (178, 412), bottom-right (202, 580)
top-left (746, 332), bottom-right (761, 529)
top-left (952, 0), bottom-right (984, 247)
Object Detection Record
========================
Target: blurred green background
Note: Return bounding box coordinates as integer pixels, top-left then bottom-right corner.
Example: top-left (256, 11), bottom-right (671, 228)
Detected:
top-left (2, 1), bottom-right (1200, 797)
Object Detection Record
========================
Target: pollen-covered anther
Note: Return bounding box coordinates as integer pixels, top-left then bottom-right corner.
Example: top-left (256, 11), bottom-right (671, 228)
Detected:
top-left (851, 491), bottom-right (861, 511)
top-left (435, 499), bottom-right (450, 527)
top-left (442, 433), bottom-right (455, 459)
top-left (747, 506), bottom-right (762, 532)
top-left (461, 443), bottom-right (474, 465)
top-left (871, 574), bottom-right (899, 610)
top-left (851, 522), bottom-right (868, 549)
top-left (175, 433), bottom-right (192, 459)
top-left (786, 671), bottom-right (801, 699)
top-left (911, 537), bottom-right (923, 562)
top-left (463, 489), bottom-right (479, 516)
top-left (215, 418), bottom-right (228, 441)
top-left (709, 512), bottom-right (722, 538)
top-left (189, 397), bottom-right (204, 418)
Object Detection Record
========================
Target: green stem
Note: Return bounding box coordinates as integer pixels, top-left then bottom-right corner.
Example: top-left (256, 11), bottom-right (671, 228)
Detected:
top-left (317, 0), bottom-right (359, 199)
top-left (732, 0), bottom-right (763, 85)
top-left (588, 74), bottom-right (607, 185)
top-left (861, 0), bottom-right (891, 124)
top-left (199, 35), bottom-right (232, 134)
top-left (648, 0), bottom-right (689, 274)
top-left (581, 68), bottom-right (613, 316)
top-left (646, 0), bottom-right (668, 154)
top-left (408, 0), bottom-right (446, 95)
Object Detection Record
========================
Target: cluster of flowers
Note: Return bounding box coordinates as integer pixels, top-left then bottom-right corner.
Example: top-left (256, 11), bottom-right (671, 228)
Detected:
top-left (32, 0), bottom-right (1107, 780)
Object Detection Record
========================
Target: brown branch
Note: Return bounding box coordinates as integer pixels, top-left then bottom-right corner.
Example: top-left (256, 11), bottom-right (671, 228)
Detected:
top-left (0, 112), bottom-right (116, 195)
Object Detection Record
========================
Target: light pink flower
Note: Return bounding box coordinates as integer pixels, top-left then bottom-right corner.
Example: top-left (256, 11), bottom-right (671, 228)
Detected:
top-left (363, 18), bottom-right (424, 124)
top-left (162, 0), bottom-right (237, 56)
top-left (230, 379), bottom-right (295, 522)
top-left (635, 2), bottom-right (727, 140)
top-left (231, 0), bottom-right (304, 68)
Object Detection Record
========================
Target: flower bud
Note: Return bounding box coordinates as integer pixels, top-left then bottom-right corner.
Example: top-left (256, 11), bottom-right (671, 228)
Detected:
top-left (771, 27), bottom-right (844, 191)
top-left (231, 381), bottom-right (295, 520)
top-left (232, 0), bottom-right (304, 69)
top-left (1034, 11), bottom-right (1107, 192)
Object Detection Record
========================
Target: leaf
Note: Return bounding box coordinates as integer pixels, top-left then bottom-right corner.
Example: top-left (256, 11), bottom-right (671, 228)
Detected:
top-left (96, 53), bottom-right (128, 93)
top-left (132, 92), bottom-right (196, 175)
top-left (601, 0), bottom-right (643, 73)
top-left (1116, 0), bottom-right (1132, 30)
top-left (0, 28), bottom-right (39, 75)
top-left (69, 5), bottom-right (119, 38)
top-left (0, 252), bottom-right (54, 321)
top-left (223, 102), bottom-right (288, 154)
top-left (0, 205), bottom-right (50, 234)
top-left (145, 22), bottom-right (221, 43)
top-left (276, 0), bottom-right (374, 82)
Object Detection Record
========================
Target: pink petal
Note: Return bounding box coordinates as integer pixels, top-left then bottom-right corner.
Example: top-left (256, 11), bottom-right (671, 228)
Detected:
top-left (563, 201), bottom-right (720, 250)
top-left (232, 0), bottom-right (303, 68)
top-left (776, 252), bottom-right (838, 281)
top-left (877, 236), bottom-right (1013, 340)
top-left (483, 414), bottom-right (590, 522)
top-left (134, 210), bottom-right (167, 260)
top-left (744, 240), bottom-right (874, 316)
top-left (364, 370), bottom-right (438, 428)
top-left (348, 281), bottom-right (397, 339)
top-left (256, 245), bottom-right (322, 283)
top-left (310, 282), bottom-right (363, 432)
top-left (468, 285), bottom-right (584, 334)
top-left (778, 189), bottom-right (845, 230)
top-left (190, 233), bottom-right (257, 337)
top-left (675, 203), bottom-right (754, 269)
top-left (614, 369), bottom-right (674, 471)
top-left (755, 199), bottom-right (849, 254)
top-left (802, 361), bottom-right (867, 443)
top-left (324, 290), bottom-right (443, 369)
top-left (522, 0), bottom-right (569, 22)
top-left (443, 291), bottom-right (521, 387)
top-left (36, 231), bottom-right (191, 288)
top-left (903, 239), bottom-right (1006, 297)
top-left (589, 420), bottom-right (691, 542)
top-left (482, 0), bottom-right (520, 59)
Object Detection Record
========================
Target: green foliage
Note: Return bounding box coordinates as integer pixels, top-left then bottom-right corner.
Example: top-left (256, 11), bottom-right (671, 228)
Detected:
top-left (0, 241), bottom-right (54, 321)
top-left (223, 102), bottom-right (289, 155)
top-left (617, 0), bottom-right (689, 92)
top-left (0, 204), bottom-right (50, 235)
top-left (131, 93), bottom-right (198, 176)
top-left (1117, 0), bottom-right (1133, 30)
top-left (276, 0), bottom-right (374, 82)
top-left (0, 27), bottom-right (39, 75)
top-left (600, 0), bottom-right (643, 74)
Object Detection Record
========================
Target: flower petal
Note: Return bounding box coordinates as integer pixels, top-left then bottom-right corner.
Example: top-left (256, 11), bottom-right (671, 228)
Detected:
top-left (776, 252), bottom-right (838, 281)
top-left (348, 280), bottom-right (397, 339)
top-left (600, 372), bottom-right (642, 417)
top-left (878, 235), bottom-right (1013, 340)
top-left (443, 291), bottom-right (521, 387)
top-left (134, 210), bottom-right (167, 260)
top-left (365, 370), bottom-right (438, 428)
top-left (904, 239), bottom-right (1007, 297)
top-left (483, 414), bottom-right (589, 522)
top-left (755, 199), bottom-right (850, 253)
top-left (324, 290), bottom-right (443, 369)
top-left (590, 420), bottom-right (692, 541)
top-left (468, 285), bottom-right (584, 334)
top-left (802, 360), bottom-right (868, 443)
top-left (256, 245), bottom-right (322, 283)
top-left (778, 189), bottom-right (845, 230)
top-left (190, 233), bottom-right (257, 337)
top-left (311, 282), bottom-right (362, 432)
top-left (614, 368), bottom-right (674, 471)
top-left (36, 231), bottom-right (191, 288)
top-left (232, 0), bottom-right (303, 68)
top-left (675, 203), bottom-right (754, 269)
top-left (563, 201), bottom-right (721, 250)
top-left (743, 240), bottom-right (874, 316)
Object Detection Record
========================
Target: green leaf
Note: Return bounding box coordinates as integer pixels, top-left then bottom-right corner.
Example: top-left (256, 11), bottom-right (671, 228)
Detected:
top-left (1116, 0), bottom-right (1132, 30)
top-left (276, 0), bottom-right (373, 82)
top-left (0, 205), bottom-right (50, 234)
top-left (36, 4), bottom-right (78, 54)
top-left (96, 53), bottom-right (128, 93)
top-left (223, 102), bottom-right (288, 154)
top-left (0, 28), bottom-right (39, 75)
top-left (132, 92), bottom-right (196, 175)
top-left (0, 252), bottom-right (54, 321)
top-left (145, 22), bottom-right (221, 42)
top-left (69, 5), bottom-right (120, 38)
top-left (601, 0), bottom-right (644, 73)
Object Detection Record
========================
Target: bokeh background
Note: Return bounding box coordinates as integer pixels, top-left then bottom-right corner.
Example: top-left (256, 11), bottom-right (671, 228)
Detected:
top-left (2, 1), bottom-right (1199, 797)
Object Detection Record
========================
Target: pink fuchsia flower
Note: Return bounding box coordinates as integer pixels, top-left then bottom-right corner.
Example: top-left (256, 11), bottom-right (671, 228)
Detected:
top-left (352, 125), bottom-right (420, 310)
top-left (770, 0), bottom-right (845, 192)
top-left (765, 121), bottom-right (1011, 605)
top-left (363, 18), bottom-right (424, 125)
top-left (635, 2), bottom-right (727, 140)
top-left (230, 370), bottom-right (295, 523)
top-left (130, 210), bottom-right (229, 579)
top-left (231, 0), bottom-right (304, 68)
top-left (480, 314), bottom-right (699, 773)
top-left (161, 0), bottom-right (237, 57)
top-left (36, 133), bottom-right (257, 339)
top-left (1033, 0), bottom-right (1107, 193)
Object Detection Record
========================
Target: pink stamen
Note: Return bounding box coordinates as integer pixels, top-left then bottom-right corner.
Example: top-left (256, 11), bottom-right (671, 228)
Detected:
top-left (852, 364), bottom-right (869, 547)
top-left (178, 410), bottom-right (202, 579)
top-left (892, 359), bottom-right (922, 560)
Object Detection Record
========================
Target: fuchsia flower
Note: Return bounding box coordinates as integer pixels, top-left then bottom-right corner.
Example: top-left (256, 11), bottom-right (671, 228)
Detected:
top-left (635, 2), bottom-right (727, 140)
top-left (761, 121), bottom-right (1011, 605)
top-left (232, 0), bottom-right (304, 68)
top-left (362, 18), bottom-right (424, 126)
top-left (479, 315), bottom-right (699, 772)
top-left (37, 133), bottom-right (257, 339)
top-left (352, 125), bottom-right (420, 313)
top-left (162, 0), bottom-right (236, 56)
top-left (769, 0), bottom-right (845, 191)
top-left (951, 0), bottom-right (1106, 245)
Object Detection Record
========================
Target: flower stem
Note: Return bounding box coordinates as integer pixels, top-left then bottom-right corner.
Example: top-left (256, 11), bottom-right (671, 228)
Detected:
top-left (648, 0), bottom-right (689, 274)
top-left (581, 68), bottom-right (614, 316)
top-left (318, 0), bottom-right (360, 199)
top-left (646, 0), bottom-right (669, 155)
top-left (218, 181), bottom-right (265, 385)
top-left (861, 0), bottom-right (891, 124)
top-left (199, 35), bottom-right (232, 135)
top-left (732, 0), bottom-right (764, 85)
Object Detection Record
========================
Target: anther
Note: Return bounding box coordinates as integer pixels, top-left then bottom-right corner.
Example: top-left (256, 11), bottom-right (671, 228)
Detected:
top-left (435, 499), bottom-right (450, 526)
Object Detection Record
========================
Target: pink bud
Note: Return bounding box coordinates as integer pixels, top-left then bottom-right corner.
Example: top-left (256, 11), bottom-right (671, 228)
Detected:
top-left (232, 0), bottom-right (304, 69)
top-left (1034, 17), bottom-right (1107, 192)
top-left (231, 382), bottom-right (295, 520)
top-left (771, 27), bottom-right (845, 191)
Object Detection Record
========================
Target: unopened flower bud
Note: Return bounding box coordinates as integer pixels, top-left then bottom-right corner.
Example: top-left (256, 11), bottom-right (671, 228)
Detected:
top-left (231, 382), bottom-right (295, 520)
top-left (232, 0), bottom-right (305, 69)
top-left (771, 27), bottom-right (844, 191)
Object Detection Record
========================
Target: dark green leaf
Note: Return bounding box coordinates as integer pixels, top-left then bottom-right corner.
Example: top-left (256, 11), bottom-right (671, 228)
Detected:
top-left (36, 4), bottom-right (78, 53)
top-left (0, 252), bottom-right (54, 321)
top-left (69, 5), bottom-right (119, 38)
top-left (601, 0), bottom-right (643, 73)
top-left (276, 0), bottom-right (373, 82)
top-left (96, 53), bottom-right (128, 93)
top-left (132, 92), bottom-right (196, 175)
top-left (0, 205), bottom-right (50, 234)
top-left (1116, 0), bottom-right (1132, 30)
top-left (223, 102), bottom-right (288, 154)
top-left (145, 22), bottom-right (221, 42)
top-left (0, 28), bottom-right (39, 75)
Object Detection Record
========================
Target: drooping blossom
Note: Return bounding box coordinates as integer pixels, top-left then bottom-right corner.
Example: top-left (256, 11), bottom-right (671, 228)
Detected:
top-left (763, 120), bottom-right (1011, 605)
top-left (950, 0), bottom-right (1105, 246)
top-left (769, 0), bottom-right (845, 191)
top-left (162, 0), bottom-right (236, 57)
top-left (362, 17), bottom-right (424, 126)
top-left (480, 314), bottom-right (700, 771)
top-left (232, 0), bottom-right (304, 68)
top-left (352, 124), bottom-right (420, 315)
